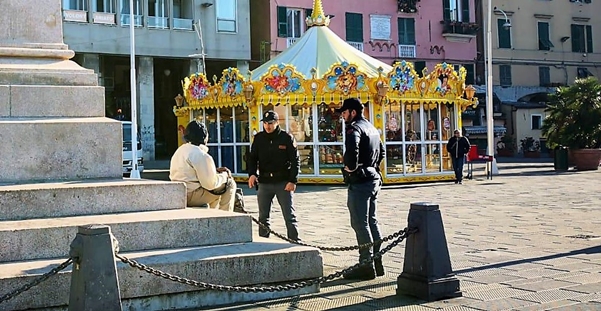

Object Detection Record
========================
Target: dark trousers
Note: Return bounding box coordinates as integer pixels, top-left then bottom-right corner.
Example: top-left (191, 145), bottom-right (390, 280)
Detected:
top-left (347, 179), bottom-right (383, 262)
top-left (257, 181), bottom-right (299, 241)
top-left (452, 156), bottom-right (465, 181)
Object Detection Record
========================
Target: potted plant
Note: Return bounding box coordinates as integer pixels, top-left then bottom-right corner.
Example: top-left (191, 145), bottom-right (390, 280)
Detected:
top-left (520, 137), bottom-right (541, 158)
top-left (496, 135), bottom-right (515, 157)
top-left (542, 77), bottom-right (601, 170)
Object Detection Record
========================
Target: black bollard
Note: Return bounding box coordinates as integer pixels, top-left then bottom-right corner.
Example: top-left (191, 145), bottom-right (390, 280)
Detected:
top-left (397, 202), bottom-right (462, 301)
top-left (69, 225), bottom-right (123, 311)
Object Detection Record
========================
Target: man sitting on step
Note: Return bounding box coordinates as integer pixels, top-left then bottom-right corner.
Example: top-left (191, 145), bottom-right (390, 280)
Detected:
top-left (170, 120), bottom-right (237, 211)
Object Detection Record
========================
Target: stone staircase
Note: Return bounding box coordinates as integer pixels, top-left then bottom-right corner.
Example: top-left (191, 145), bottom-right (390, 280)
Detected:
top-left (0, 1), bottom-right (322, 310)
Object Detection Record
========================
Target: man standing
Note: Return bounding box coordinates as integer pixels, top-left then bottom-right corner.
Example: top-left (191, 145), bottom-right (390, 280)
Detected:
top-left (338, 98), bottom-right (385, 280)
top-left (170, 120), bottom-right (236, 211)
top-left (248, 110), bottom-right (301, 241)
top-left (446, 129), bottom-right (471, 184)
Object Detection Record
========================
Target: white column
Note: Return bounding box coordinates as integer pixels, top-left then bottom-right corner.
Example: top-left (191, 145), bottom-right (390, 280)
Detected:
top-left (236, 60), bottom-right (250, 76)
top-left (188, 59), bottom-right (204, 75)
top-left (138, 56), bottom-right (155, 161)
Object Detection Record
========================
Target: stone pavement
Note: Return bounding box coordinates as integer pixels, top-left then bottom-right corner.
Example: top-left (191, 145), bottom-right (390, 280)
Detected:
top-left (202, 163), bottom-right (601, 311)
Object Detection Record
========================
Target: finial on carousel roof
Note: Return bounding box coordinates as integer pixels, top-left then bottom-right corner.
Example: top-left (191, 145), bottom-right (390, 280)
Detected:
top-left (306, 0), bottom-right (330, 27)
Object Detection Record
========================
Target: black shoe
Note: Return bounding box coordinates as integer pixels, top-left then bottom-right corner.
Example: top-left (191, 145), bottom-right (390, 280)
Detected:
top-left (458, 181), bottom-right (463, 184)
top-left (374, 259), bottom-right (385, 277)
top-left (454, 180), bottom-right (459, 184)
top-left (343, 265), bottom-right (376, 280)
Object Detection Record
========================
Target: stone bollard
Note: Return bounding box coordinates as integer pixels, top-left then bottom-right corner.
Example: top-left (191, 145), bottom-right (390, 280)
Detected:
top-left (68, 225), bottom-right (123, 311)
top-left (397, 202), bottom-right (462, 301)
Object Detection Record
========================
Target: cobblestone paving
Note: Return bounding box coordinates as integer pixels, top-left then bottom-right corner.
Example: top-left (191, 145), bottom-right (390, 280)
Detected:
top-left (209, 163), bottom-right (601, 311)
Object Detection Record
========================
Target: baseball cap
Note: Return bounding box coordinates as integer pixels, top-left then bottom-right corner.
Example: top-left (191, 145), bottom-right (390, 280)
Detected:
top-left (261, 110), bottom-right (279, 123)
top-left (336, 98), bottom-right (364, 113)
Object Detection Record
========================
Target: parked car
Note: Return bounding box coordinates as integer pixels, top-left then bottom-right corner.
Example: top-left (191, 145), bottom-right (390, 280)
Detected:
top-left (122, 121), bottom-right (144, 176)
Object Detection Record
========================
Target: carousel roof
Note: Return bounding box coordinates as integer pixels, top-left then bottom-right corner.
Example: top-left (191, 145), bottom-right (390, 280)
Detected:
top-left (250, 23), bottom-right (393, 80)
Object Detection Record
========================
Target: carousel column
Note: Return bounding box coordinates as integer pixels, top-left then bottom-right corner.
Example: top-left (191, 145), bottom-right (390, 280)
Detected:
top-left (138, 56), bottom-right (156, 161)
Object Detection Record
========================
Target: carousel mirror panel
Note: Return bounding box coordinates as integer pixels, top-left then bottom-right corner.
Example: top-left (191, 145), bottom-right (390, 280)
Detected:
top-left (440, 104), bottom-right (456, 172)
top-left (316, 103), bottom-right (344, 175)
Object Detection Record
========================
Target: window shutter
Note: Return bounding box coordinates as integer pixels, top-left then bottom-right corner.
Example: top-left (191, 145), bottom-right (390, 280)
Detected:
top-left (461, 0), bottom-right (470, 22)
top-left (500, 65), bottom-right (512, 86)
top-left (407, 18), bottom-right (416, 44)
top-left (497, 19), bottom-right (511, 48)
top-left (586, 25), bottom-right (593, 53)
top-left (538, 22), bottom-right (549, 50)
top-left (539, 67), bottom-right (550, 86)
top-left (443, 0), bottom-right (451, 21)
top-left (277, 6), bottom-right (288, 37)
top-left (571, 24), bottom-right (582, 52)
top-left (346, 13), bottom-right (363, 43)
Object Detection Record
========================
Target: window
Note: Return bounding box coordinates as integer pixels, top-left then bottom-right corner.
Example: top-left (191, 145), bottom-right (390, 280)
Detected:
top-left (538, 22), bottom-right (554, 50)
top-left (577, 67), bottom-right (594, 78)
top-left (499, 65), bottom-right (512, 86)
top-left (148, 0), bottom-right (168, 28)
top-left (92, 0), bottom-right (114, 13)
top-left (464, 64), bottom-right (475, 85)
top-left (216, 0), bottom-right (237, 32)
top-left (120, 0), bottom-right (142, 26)
top-left (277, 7), bottom-right (303, 38)
top-left (398, 18), bottom-right (416, 45)
top-left (414, 61), bottom-right (426, 77)
top-left (498, 19), bottom-right (512, 48)
top-left (63, 0), bottom-right (88, 10)
top-left (571, 24), bottom-right (593, 53)
top-left (346, 13), bottom-right (364, 43)
top-left (531, 114), bottom-right (542, 130)
top-left (539, 66), bottom-right (550, 86)
top-left (442, 0), bottom-right (470, 22)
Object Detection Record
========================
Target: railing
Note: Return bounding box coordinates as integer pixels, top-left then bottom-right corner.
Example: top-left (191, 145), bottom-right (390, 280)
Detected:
top-left (441, 21), bottom-right (480, 36)
top-left (173, 18), bottom-right (193, 30)
top-left (398, 44), bottom-right (416, 58)
top-left (286, 37), bottom-right (299, 48)
top-left (148, 16), bottom-right (169, 29)
top-left (93, 12), bottom-right (115, 25)
top-left (121, 15), bottom-right (143, 27)
top-left (347, 41), bottom-right (364, 52)
top-left (63, 10), bottom-right (87, 22)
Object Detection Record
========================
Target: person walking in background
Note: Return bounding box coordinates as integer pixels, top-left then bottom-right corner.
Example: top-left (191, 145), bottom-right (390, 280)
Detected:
top-left (170, 120), bottom-right (237, 211)
top-left (247, 110), bottom-right (301, 241)
top-left (338, 98), bottom-right (385, 281)
top-left (446, 128), bottom-right (471, 184)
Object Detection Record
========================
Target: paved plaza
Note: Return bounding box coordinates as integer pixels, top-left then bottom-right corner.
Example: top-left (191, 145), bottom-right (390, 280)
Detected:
top-left (202, 162), bottom-right (601, 311)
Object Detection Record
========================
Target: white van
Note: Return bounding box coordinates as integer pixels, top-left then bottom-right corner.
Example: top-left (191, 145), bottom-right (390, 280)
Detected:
top-left (122, 121), bottom-right (144, 176)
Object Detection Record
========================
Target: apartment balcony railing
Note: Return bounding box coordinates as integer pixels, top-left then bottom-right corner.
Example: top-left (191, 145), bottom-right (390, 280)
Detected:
top-left (93, 12), bottom-right (115, 25)
top-left (347, 41), bottom-right (364, 52)
top-left (287, 37), bottom-right (299, 48)
top-left (398, 44), bottom-right (416, 58)
top-left (63, 10), bottom-right (88, 22)
top-left (397, 0), bottom-right (419, 13)
top-left (173, 18), bottom-right (193, 30)
top-left (441, 20), bottom-right (479, 43)
top-left (148, 16), bottom-right (169, 29)
top-left (121, 15), bottom-right (143, 27)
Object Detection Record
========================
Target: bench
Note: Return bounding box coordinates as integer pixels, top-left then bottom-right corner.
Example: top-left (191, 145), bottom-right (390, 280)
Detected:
top-left (466, 145), bottom-right (494, 180)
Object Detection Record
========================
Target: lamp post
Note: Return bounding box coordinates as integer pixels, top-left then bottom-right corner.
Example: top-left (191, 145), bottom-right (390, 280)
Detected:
top-left (485, 1), bottom-right (511, 174)
top-left (129, 0), bottom-right (140, 179)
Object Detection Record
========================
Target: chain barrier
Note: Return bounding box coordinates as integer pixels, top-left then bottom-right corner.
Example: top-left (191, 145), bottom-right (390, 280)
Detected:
top-left (116, 227), bottom-right (415, 293)
top-left (0, 257), bottom-right (74, 305)
top-left (250, 216), bottom-right (406, 251)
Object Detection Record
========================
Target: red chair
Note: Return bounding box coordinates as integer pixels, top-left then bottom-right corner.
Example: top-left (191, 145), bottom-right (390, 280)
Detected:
top-left (466, 146), bottom-right (494, 180)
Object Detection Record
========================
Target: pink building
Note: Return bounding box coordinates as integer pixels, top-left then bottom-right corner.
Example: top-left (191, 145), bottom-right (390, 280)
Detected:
top-left (250, 0), bottom-right (478, 84)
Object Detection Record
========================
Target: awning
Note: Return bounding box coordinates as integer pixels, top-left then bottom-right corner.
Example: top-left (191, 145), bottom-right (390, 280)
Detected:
top-left (464, 126), bottom-right (506, 135)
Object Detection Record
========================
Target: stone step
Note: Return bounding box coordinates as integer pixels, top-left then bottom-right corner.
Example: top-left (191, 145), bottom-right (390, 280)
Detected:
top-left (0, 117), bottom-right (123, 183)
top-left (0, 209), bottom-right (252, 262)
top-left (0, 239), bottom-right (323, 311)
top-left (0, 179), bottom-right (186, 221)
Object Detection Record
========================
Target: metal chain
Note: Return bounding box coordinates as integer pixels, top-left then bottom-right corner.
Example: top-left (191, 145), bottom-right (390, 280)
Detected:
top-left (0, 258), bottom-right (73, 305)
top-left (116, 228), bottom-right (414, 293)
top-left (250, 216), bottom-right (405, 251)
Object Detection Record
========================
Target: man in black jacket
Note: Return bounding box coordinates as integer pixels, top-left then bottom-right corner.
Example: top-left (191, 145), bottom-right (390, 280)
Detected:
top-left (248, 110), bottom-right (301, 241)
top-left (446, 129), bottom-right (471, 184)
top-left (338, 98), bottom-right (385, 281)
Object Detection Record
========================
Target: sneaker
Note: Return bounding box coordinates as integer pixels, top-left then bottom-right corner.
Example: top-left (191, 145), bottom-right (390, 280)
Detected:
top-left (343, 265), bottom-right (376, 281)
top-left (374, 259), bottom-right (385, 277)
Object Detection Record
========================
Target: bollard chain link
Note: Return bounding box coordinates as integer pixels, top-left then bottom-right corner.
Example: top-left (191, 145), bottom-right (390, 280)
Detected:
top-left (250, 215), bottom-right (406, 251)
top-left (116, 227), bottom-right (415, 293)
top-left (0, 257), bottom-right (74, 305)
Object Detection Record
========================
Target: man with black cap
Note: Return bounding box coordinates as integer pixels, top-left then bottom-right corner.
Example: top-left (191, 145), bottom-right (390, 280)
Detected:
top-left (170, 120), bottom-right (237, 211)
top-left (248, 110), bottom-right (301, 241)
top-left (337, 98), bottom-right (385, 280)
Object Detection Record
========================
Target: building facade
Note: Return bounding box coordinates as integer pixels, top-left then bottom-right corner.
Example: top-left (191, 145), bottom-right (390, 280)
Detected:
top-left (477, 0), bottom-right (600, 102)
top-left (61, 0), bottom-right (251, 160)
top-left (250, 0), bottom-right (478, 83)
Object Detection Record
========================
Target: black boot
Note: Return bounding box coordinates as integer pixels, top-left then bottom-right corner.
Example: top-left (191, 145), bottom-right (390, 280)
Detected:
top-left (373, 243), bottom-right (384, 277)
top-left (343, 264), bottom-right (375, 281)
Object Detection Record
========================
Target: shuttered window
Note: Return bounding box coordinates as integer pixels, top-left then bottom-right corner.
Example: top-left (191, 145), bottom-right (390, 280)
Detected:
top-left (277, 6), bottom-right (288, 37)
top-left (345, 13), bottom-right (363, 43)
top-left (398, 18), bottom-right (415, 45)
top-left (499, 65), bottom-right (512, 86)
top-left (539, 67), bottom-right (550, 86)
top-left (571, 24), bottom-right (594, 53)
top-left (498, 19), bottom-right (512, 48)
top-left (537, 22), bottom-right (554, 50)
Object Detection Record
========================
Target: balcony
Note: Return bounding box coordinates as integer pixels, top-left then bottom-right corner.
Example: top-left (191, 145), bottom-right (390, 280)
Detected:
top-left (287, 37), bottom-right (299, 48)
top-left (173, 18), bottom-right (193, 30)
top-left (63, 10), bottom-right (87, 22)
top-left (148, 16), bottom-right (169, 29)
top-left (397, 0), bottom-right (419, 13)
top-left (347, 41), bottom-right (364, 52)
top-left (398, 44), bottom-right (416, 58)
top-left (441, 21), bottom-right (480, 43)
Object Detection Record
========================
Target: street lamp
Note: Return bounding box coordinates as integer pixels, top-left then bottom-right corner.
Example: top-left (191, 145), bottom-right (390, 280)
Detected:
top-left (485, 2), bottom-right (511, 175)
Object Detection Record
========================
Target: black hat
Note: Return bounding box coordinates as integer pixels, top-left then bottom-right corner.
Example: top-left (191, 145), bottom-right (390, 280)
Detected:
top-left (261, 110), bottom-right (279, 122)
top-left (184, 120), bottom-right (208, 146)
top-left (336, 98), bottom-right (364, 113)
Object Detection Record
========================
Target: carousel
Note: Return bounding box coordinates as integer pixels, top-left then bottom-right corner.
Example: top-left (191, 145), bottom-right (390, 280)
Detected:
top-left (173, 0), bottom-right (478, 184)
